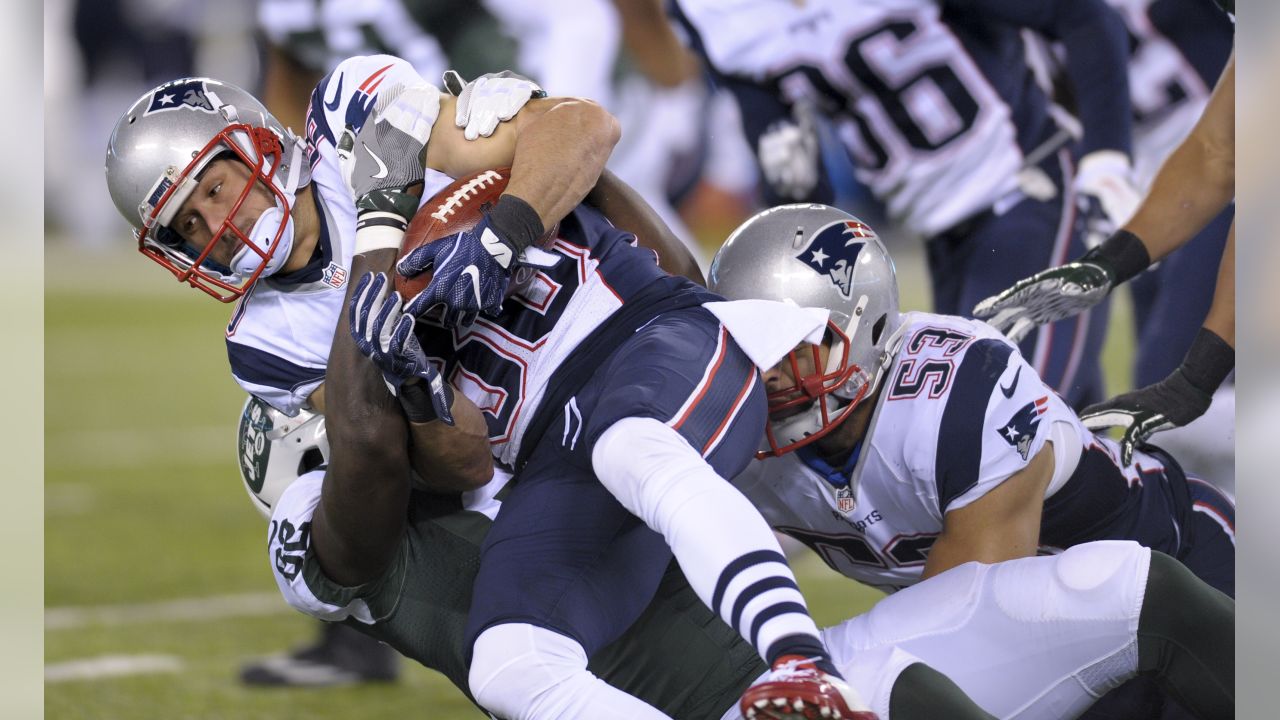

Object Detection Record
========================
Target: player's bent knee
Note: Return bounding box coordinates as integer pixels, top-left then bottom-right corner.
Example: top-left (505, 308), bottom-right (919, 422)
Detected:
top-left (1054, 540), bottom-right (1150, 593)
top-left (469, 623), bottom-right (590, 720)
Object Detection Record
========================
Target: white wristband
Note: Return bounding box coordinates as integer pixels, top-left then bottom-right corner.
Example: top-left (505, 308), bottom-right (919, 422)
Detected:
top-left (354, 225), bottom-right (405, 255)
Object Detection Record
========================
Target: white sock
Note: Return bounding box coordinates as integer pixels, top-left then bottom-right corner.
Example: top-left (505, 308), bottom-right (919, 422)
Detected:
top-left (592, 417), bottom-right (826, 664)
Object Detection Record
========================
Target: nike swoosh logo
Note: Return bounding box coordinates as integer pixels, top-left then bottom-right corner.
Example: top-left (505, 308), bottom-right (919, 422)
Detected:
top-left (461, 265), bottom-right (483, 303)
top-left (479, 227), bottom-right (514, 269)
top-left (1000, 366), bottom-right (1022, 398)
top-left (363, 142), bottom-right (389, 179)
top-left (323, 74), bottom-right (344, 111)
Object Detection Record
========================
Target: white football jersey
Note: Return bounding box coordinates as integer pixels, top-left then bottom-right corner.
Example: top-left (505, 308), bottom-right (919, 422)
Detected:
top-left (735, 312), bottom-right (1179, 591)
top-left (676, 0), bottom-right (1024, 237)
top-left (225, 55), bottom-right (455, 416)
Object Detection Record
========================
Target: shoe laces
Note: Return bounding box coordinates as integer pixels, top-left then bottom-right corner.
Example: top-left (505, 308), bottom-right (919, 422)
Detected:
top-left (766, 655), bottom-right (826, 682)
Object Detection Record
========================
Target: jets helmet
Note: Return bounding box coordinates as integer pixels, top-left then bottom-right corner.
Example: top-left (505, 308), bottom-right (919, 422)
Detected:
top-left (105, 78), bottom-right (310, 301)
top-left (708, 204), bottom-right (904, 456)
top-left (237, 396), bottom-right (328, 520)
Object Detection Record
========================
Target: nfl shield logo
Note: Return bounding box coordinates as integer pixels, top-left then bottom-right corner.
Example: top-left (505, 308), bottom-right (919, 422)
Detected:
top-left (323, 262), bottom-right (348, 289)
top-left (836, 486), bottom-right (856, 514)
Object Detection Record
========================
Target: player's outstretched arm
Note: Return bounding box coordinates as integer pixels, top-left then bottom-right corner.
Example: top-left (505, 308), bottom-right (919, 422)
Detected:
top-left (974, 53), bottom-right (1235, 340)
top-left (1124, 53), bottom-right (1235, 263)
top-left (1079, 228), bottom-right (1234, 464)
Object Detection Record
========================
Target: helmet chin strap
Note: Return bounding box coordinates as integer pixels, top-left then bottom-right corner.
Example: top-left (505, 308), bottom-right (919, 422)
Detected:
top-left (226, 128), bottom-right (309, 281)
top-left (768, 394), bottom-right (847, 449)
top-left (230, 201), bottom-right (296, 279)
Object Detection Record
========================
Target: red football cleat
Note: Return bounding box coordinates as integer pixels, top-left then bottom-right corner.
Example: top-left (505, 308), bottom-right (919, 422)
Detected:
top-left (739, 655), bottom-right (879, 720)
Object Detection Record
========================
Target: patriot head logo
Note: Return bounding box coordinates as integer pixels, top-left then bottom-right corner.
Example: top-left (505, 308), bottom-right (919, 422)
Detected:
top-left (997, 396), bottom-right (1049, 460)
top-left (798, 220), bottom-right (876, 299)
top-left (145, 79), bottom-right (220, 115)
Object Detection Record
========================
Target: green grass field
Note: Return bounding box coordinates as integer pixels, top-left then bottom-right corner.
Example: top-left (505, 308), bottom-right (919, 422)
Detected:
top-left (45, 240), bottom-right (1132, 718)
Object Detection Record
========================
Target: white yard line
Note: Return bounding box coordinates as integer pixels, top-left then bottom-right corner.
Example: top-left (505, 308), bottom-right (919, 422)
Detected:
top-left (46, 654), bottom-right (184, 683)
top-left (46, 592), bottom-right (289, 631)
top-left (46, 654), bottom-right (185, 683)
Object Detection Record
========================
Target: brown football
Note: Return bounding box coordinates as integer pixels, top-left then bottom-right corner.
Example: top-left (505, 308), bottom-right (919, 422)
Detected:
top-left (395, 167), bottom-right (512, 299)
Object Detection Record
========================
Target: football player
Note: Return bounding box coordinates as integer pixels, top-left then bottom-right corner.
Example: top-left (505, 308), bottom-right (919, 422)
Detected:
top-left (706, 204), bottom-right (1235, 716)
top-left (975, 51), bottom-right (1236, 477)
top-left (242, 329), bottom-right (1233, 719)
top-left (671, 0), bottom-right (1140, 410)
top-left (105, 57), bottom-right (862, 718)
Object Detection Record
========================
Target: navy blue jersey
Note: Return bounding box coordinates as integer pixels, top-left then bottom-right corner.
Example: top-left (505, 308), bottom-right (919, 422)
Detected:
top-left (419, 203), bottom-right (717, 467)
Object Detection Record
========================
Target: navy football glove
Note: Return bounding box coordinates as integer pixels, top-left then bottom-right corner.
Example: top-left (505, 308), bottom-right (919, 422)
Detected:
top-left (398, 195), bottom-right (544, 328)
top-left (349, 272), bottom-right (454, 425)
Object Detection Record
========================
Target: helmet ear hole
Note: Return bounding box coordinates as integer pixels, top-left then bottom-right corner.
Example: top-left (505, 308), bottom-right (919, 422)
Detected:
top-left (871, 314), bottom-right (887, 346)
top-left (298, 447), bottom-right (325, 475)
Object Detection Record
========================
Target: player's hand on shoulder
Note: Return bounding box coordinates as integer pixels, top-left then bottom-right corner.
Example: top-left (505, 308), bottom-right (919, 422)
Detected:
top-left (444, 69), bottom-right (546, 141)
top-left (398, 195), bottom-right (545, 328)
top-left (972, 260), bottom-right (1114, 343)
top-left (348, 271), bottom-right (454, 425)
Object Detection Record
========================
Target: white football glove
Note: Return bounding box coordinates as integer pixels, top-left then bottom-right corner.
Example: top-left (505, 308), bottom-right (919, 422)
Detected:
top-left (1073, 150), bottom-right (1142, 249)
top-left (445, 70), bottom-right (547, 141)
top-left (758, 102), bottom-right (821, 201)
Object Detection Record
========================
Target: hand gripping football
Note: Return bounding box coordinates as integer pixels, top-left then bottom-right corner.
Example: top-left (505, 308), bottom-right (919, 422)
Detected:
top-left (395, 167), bottom-right (513, 299)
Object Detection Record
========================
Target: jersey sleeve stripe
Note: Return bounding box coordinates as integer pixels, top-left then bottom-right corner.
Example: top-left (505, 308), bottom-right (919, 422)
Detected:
top-left (935, 338), bottom-right (1013, 512)
top-left (307, 72), bottom-right (337, 146)
top-left (228, 340), bottom-right (326, 404)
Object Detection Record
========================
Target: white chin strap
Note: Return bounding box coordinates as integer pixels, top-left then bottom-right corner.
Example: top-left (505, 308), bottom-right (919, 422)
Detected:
top-left (768, 394), bottom-right (845, 449)
top-left (227, 128), bottom-right (308, 280)
top-left (231, 200), bottom-right (296, 279)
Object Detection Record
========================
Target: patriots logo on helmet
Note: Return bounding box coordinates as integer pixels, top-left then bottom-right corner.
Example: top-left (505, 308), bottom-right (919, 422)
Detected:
top-left (997, 396), bottom-right (1049, 460)
top-left (145, 79), bottom-right (219, 115)
top-left (798, 220), bottom-right (875, 299)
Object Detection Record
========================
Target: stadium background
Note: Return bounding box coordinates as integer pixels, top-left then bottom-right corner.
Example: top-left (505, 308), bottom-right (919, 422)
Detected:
top-left (24, 0), bottom-right (1274, 718)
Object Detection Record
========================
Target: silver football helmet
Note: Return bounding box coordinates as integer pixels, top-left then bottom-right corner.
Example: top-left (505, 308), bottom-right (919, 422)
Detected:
top-left (237, 397), bottom-right (328, 520)
top-left (105, 78), bottom-right (310, 301)
top-left (708, 204), bottom-right (903, 456)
